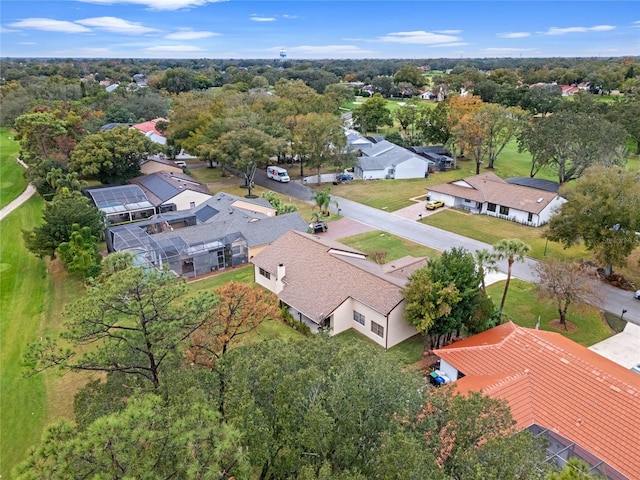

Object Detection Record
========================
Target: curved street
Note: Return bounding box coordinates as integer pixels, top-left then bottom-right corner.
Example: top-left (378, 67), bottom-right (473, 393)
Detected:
top-left (253, 170), bottom-right (640, 326)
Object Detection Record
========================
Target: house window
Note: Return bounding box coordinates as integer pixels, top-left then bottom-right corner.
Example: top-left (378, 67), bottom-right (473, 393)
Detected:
top-left (371, 321), bottom-right (384, 337)
top-left (259, 268), bottom-right (271, 280)
top-left (487, 203), bottom-right (496, 212)
top-left (499, 206), bottom-right (509, 216)
top-left (353, 310), bottom-right (365, 325)
top-left (528, 212), bottom-right (534, 223)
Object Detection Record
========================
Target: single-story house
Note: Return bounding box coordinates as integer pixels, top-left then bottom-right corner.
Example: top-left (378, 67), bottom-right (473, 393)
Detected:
top-left (427, 172), bottom-right (565, 226)
top-left (105, 192), bottom-right (308, 278)
top-left (128, 171), bottom-right (212, 213)
top-left (99, 123), bottom-right (133, 132)
top-left (140, 155), bottom-right (184, 175)
top-left (434, 322), bottom-right (640, 480)
top-left (356, 140), bottom-right (433, 180)
top-left (252, 230), bottom-right (428, 348)
top-left (132, 117), bottom-right (167, 145)
top-left (84, 184), bottom-right (156, 225)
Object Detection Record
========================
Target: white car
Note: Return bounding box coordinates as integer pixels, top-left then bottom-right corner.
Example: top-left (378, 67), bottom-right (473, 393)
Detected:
top-left (635, 290), bottom-right (640, 300)
top-left (174, 161), bottom-right (187, 168)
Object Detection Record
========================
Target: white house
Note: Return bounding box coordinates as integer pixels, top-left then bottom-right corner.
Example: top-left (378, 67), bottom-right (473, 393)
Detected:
top-left (128, 171), bottom-right (212, 212)
top-left (355, 140), bottom-right (432, 180)
top-left (427, 172), bottom-right (565, 226)
top-left (252, 231), bottom-right (427, 348)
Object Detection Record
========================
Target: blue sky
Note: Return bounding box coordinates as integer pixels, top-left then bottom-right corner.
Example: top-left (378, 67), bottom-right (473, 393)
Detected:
top-left (1, 1), bottom-right (639, 59)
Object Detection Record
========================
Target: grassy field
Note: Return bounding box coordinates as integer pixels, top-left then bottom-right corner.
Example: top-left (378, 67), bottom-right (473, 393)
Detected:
top-left (339, 230), bottom-right (440, 261)
top-left (487, 279), bottom-right (612, 346)
top-left (0, 128), bottom-right (27, 210)
top-left (0, 196), bottom-right (49, 478)
top-left (423, 209), bottom-right (590, 261)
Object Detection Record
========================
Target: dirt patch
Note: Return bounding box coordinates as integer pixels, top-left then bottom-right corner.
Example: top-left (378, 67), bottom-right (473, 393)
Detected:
top-left (549, 318), bottom-right (578, 333)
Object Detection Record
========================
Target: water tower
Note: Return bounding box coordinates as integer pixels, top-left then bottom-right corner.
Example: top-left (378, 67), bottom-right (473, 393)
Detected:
top-left (279, 49), bottom-right (287, 62)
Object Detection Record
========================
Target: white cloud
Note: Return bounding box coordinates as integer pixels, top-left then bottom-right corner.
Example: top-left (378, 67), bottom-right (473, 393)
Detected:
top-left (250, 16), bottom-right (276, 22)
top-left (282, 14), bottom-right (298, 19)
top-left (542, 25), bottom-right (615, 35)
top-left (377, 30), bottom-right (462, 44)
top-left (76, 17), bottom-right (159, 35)
top-left (165, 28), bottom-right (219, 40)
top-left (77, 0), bottom-right (225, 11)
top-left (498, 32), bottom-right (530, 38)
top-left (434, 30), bottom-right (462, 35)
top-left (18, 42), bottom-right (37, 45)
top-left (9, 18), bottom-right (91, 33)
top-left (288, 44), bottom-right (375, 56)
top-left (145, 44), bottom-right (206, 52)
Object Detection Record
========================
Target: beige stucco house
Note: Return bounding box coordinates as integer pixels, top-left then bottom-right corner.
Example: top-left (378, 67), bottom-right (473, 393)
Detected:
top-left (428, 172), bottom-right (565, 227)
top-left (252, 231), bottom-right (427, 348)
top-left (128, 171), bottom-right (212, 213)
top-left (140, 155), bottom-right (183, 175)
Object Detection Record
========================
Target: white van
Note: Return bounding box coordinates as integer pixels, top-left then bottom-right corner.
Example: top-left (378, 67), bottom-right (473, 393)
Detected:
top-left (267, 166), bottom-right (290, 183)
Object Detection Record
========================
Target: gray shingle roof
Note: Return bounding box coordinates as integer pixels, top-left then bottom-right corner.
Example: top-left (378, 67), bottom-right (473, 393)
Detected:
top-left (252, 231), bottom-right (425, 321)
top-left (129, 171), bottom-right (210, 205)
top-left (429, 172), bottom-right (559, 214)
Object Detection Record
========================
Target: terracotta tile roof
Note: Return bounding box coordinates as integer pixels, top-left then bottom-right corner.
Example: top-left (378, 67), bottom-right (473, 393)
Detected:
top-left (251, 231), bottom-right (418, 322)
top-left (132, 117), bottom-right (167, 136)
top-left (435, 322), bottom-right (640, 479)
top-left (429, 172), bottom-right (559, 214)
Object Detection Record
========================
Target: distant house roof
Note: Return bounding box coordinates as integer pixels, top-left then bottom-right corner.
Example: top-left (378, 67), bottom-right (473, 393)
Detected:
top-left (105, 83), bottom-right (119, 93)
top-left (505, 177), bottom-right (560, 193)
top-left (99, 123), bottom-right (133, 131)
top-left (358, 140), bottom-right (432, 171)
top-left (128, 171), bottom-right (210, 206)
top-left (435, 322), bottom-right (640, 480)
top-left (132, 118), bottom-right (167, 144)
top-left (141, 155), bottom-right (182, 169)
top-left (252, 231), bottom-right (427, 321)
top-left (429, 172), bottom-right (559, 214)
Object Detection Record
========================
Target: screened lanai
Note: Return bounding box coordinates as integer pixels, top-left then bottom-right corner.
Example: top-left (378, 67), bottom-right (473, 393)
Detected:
top-left (86, 185), bottom-right (156, 224)
top-left (108, 223), bottom-right (248, 278)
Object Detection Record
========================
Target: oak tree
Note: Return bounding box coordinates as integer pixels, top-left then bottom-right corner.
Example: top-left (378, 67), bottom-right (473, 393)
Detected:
top-left (546, 166), bottom-right (640, 277)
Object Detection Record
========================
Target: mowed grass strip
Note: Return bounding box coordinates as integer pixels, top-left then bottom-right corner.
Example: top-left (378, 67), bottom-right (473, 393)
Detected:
top-left (487, 279), bottom-right (612, 346)
top-left (0, 196), bottom-right (49, 478)
top-left (0, 128), bottom-right (27, 210)
top-left (338, 230), bottom-right (440, 262)
top-left (424, 209), bottom-right (590, 262)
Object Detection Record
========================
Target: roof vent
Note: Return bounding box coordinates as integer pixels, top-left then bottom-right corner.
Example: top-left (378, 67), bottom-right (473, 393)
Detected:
top-left (537, 197), bottom-right (544, 203)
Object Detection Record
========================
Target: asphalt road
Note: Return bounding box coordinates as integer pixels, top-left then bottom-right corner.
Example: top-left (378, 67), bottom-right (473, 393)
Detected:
top-left (254, 170), bottom-right (640, 326)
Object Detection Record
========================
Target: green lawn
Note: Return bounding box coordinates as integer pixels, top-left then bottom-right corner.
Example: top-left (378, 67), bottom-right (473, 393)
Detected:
top-left (338, 230), bottom-right (440, 261)
top-left (0, 196), bottom-right (50, 478)
top-left (487, 279), bottom-right (612, 346)
top-left (424, 209), bottom-right (590, 261)
top-left (0, 128), bottom-right (27, 210)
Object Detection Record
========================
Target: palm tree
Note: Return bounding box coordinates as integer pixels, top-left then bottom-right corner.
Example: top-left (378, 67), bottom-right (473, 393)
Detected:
top-left (474, 248), bottom-right (498, 293)
top-left (311, 187), bottom-right (332, 216)
top-left (493, 239), bottom-right (531, 315)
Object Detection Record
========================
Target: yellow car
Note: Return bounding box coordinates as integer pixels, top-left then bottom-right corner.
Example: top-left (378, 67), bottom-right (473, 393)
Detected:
top-left (425, 200), bottom-right (445, 210)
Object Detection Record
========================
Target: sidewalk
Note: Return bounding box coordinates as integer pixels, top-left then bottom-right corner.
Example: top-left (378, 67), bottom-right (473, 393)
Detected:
top-left (0, 183), bottom-right (36, 221)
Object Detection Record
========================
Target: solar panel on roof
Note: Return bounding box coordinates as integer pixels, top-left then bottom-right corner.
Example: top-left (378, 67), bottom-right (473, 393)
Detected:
top-left (195, 205), bottom-right (218, 222)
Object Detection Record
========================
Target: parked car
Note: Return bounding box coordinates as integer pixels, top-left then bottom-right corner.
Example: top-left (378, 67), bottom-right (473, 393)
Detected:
top-left (336, 173), bottom-right (353, 182)
top-left (425, 200), bottom-right (445, 210)
top-left (174, 160), bottom-right (187, 168)
top-left (635, 290), bottom-right (640, 299)
top-left (310, 221), bottom-right (328, 233)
